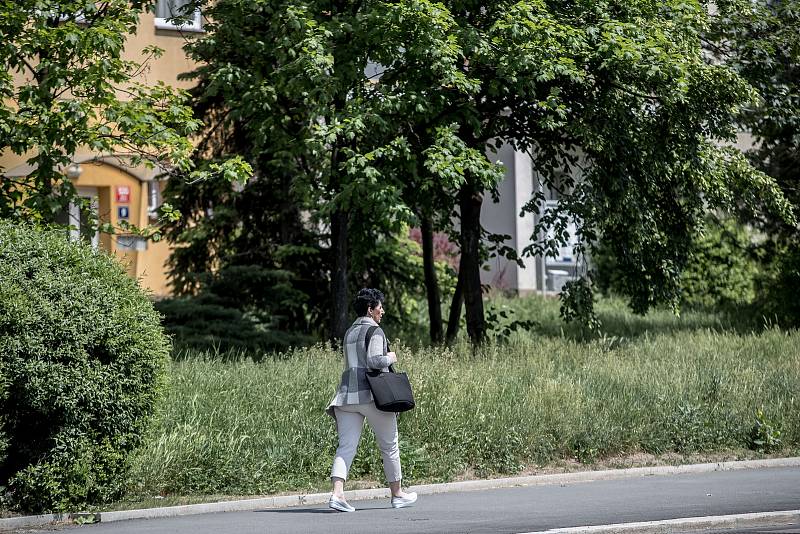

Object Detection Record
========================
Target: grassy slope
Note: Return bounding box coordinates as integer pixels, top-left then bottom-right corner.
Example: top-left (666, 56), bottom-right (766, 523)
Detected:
top-left (120, 296), bottom-right (799, 505)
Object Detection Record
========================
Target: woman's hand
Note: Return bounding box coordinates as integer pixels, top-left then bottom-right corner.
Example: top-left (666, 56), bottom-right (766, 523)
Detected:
top-left (387, 351), bottom-right (398, 365)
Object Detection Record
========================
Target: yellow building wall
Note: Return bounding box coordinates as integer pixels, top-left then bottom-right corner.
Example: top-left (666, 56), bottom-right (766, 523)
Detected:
top-left (126, 11), bottom-right (200, 91)
top-left (139, 239), bottom-right (173, 296)
top-left (133, 179), bottom-right (173, 297)
top-left (1, 6), bottom-right (202, 297)
top-left (72, 162), bottom-right (174, 295)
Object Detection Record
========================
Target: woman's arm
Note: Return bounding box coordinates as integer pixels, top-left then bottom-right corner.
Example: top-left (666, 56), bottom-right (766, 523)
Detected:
top-left (366, 329), bottom-right (397, 369)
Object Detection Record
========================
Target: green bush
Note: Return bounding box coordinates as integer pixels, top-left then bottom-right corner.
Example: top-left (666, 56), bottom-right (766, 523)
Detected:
top-left (156, 265), bottom-right (314, 356)
top-left (594, 215), bottom-right (760, 310)
top-left (155, 294), bottom-right (312, 357)
top-left (680, 217), bottom-right (759, 308)
top-left (0, 221), bottom-right (169, 513)
top-left (755, 239), bottom-right (800, 328)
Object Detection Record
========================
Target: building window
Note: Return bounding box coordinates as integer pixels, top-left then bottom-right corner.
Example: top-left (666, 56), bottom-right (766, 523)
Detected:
top-left (154, 0), bottom-right (203, 32)
top-left (147, 180), bottom-right (162, 220)
top-left (544, 172), bottom-right (573, 202)
top-left (116, 235), bottom-right (148, 252)
top-left (55, 188), bottom-right (100, 249)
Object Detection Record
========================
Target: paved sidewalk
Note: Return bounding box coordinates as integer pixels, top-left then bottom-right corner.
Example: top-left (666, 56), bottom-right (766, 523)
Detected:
top-left (0, 458), bottom-right (800, 533)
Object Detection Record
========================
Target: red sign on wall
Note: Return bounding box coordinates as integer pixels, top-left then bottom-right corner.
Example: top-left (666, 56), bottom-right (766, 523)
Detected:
top-left (115, 186), bottom-right (130, 203)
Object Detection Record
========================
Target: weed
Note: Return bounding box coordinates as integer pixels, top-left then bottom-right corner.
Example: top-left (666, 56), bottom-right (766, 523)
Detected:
top-left (747, 409), bottom-right (782, 453)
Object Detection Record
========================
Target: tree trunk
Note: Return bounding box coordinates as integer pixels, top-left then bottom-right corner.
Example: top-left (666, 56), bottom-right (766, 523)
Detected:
top-left (327, 35), bottom-right (350, 344)
top-left (445, 265), bottom-right (464, 343)
top-left (330, 208), bottom-right (349, 342)
top-left (328, 101), bottom-right (349, 342)
top-left (420, 215), bottom-right (443, 343)
top-left (458, 182), bottom-right (486, 344)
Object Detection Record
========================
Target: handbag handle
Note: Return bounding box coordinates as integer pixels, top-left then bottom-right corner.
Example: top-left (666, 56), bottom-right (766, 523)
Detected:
top-left (365, 325), bottom-right (395, 373)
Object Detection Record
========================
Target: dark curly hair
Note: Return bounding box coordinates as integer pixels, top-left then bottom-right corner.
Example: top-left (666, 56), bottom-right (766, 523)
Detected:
top-left (353, 288), bottom-right (385, 316)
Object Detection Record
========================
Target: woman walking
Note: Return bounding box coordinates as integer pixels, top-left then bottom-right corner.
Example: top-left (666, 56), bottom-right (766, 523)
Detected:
top-left (326, 288), bottom-right (417, 512)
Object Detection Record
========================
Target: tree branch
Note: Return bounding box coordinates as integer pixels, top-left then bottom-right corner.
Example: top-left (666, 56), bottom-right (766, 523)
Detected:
top-left (609, 82), bottom-right (662, 102)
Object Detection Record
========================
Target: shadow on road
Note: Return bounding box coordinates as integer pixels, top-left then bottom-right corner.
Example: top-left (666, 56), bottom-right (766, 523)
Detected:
top-left (255, 508), bottom-right (337, 514)
top-left (256, 504), bottom-right (393, 514)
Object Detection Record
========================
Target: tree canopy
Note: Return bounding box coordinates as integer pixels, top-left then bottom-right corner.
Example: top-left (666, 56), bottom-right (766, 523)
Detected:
top-left (164, 0), bottom-right (795, 343)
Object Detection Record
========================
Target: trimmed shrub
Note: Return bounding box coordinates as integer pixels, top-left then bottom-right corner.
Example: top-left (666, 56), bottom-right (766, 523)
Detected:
top-left (0, 221), bottom-right (169, 513)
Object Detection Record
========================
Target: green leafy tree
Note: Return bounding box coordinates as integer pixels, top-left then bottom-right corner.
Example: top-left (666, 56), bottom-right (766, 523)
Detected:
top-left (474, 0), bottom-right (793, 329)
top-left (171, 0), bottom-right (486, 341)
top-left (0, 0), bottom-right (248, 233)
top-left (170, 0), bottom-right (793, 345)
top-left (343, 0), bottom-right (792, 342)
top-left (339, 0), bottom-right (792, 342)
top-left (709, 0), bottom-right (800, 238)
top-left (707, 0), bottom-right (800, 325)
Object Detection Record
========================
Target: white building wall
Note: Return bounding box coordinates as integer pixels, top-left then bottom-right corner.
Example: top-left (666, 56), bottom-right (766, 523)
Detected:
top-left (513, 149), bottom-right (538, 295)
top-left (480, 143), bottom-right (520, 292)
top-left (479, 143), bottom-right (543, 295)
top-left (480, 143), bottom-right (581, 296)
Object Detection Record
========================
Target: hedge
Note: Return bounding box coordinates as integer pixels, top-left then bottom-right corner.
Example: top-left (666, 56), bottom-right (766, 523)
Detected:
top-left (0, 221), bottom-right (169, 513)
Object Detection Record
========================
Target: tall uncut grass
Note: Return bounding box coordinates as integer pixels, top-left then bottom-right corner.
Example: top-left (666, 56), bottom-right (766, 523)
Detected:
top-left (125, 297), bottom-right (800, 499)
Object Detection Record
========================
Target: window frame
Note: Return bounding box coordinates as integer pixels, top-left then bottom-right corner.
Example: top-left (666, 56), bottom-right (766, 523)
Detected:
top-left (147, 179), bottom-right (162, 220)
top-left (153, 0), bottom-right (203, 32)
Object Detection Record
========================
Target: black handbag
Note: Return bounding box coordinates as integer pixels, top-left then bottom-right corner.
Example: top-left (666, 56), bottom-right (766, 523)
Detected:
top-left (364, 326), bottom-right (415, 413)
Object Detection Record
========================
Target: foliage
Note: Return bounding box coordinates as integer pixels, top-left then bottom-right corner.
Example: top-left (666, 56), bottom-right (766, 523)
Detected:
top-left (166, 0), bottom-right (498, 341)
top-left (0, 1), bottom-right (186, 222)
top-left (480, 0), bottom-right (795, 329)
top-left (0, 1), bottom-right (249, 236)
top-left (375, 231), bottom-right (460, 346)
top-left (172, 0), bottom-right (471, 339)
top-left (710, 0), bottom-right (800, 239)
top-left (680, 216), bottom-right (760, 308)
top-left (595, 213), bottom-right (800, 330)
top-left (0, 359), bottom-right (8, 474)
top-left (155, 295), bottom-right (313, 357)
top-left (704, 0), bottom-right (800, 326)
top-left (484, 302), bottom-right (539, 343)
top-left (408, 227), bottom-right (460, 270)
top-left (163, 0), bottom-right (796, 343)
top-left (155, 265), bottom-right (315, 356)
top-left (747, 409), bottom-right (783, 453)
top-left (752, 238), bottom-right (800, 328)
top-left (559, 277), bottom-right (602, 335)
top-left (0, 221), bottom-right (169, 513)
top-left (162, 162), bottom-right (330, 330)
top-left (351, 228), bottom-right (428, 330)
top-left (595, 215), bottom-right (762, 311)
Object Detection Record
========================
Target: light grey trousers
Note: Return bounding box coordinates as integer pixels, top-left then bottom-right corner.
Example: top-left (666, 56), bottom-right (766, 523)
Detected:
top-left (331, 402), bottom-right (402, 483)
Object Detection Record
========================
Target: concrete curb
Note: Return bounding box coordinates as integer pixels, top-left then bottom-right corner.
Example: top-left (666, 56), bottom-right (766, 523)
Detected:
top-left (0, 513), bottom-right (68, 531)
top-left (1, 456), bottom-right (798, 530)
top-left (518, 510), bottom-right (800, 534)
top-left (409, 456), bottom-right (800, 496)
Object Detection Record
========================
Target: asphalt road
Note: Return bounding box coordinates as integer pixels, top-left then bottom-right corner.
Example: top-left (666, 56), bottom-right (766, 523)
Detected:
top-left (25, 466), bottom-right (800, 534)
top-left (701, 526), bottom-right (800, 534)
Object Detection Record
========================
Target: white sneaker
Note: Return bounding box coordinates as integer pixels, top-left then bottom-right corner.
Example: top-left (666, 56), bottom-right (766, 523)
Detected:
top-left (390, 492), bottom-right (417, 509)
top-left (329, 495), bottom-right (356, 512)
